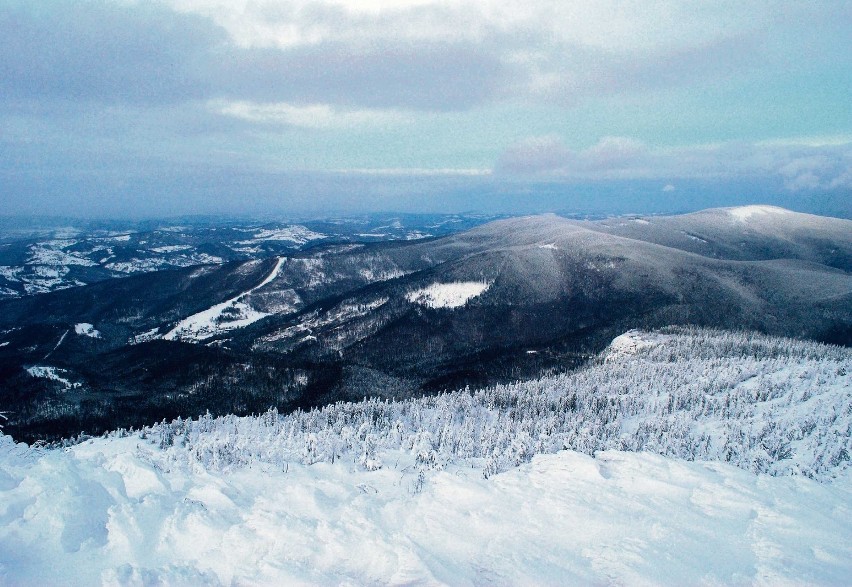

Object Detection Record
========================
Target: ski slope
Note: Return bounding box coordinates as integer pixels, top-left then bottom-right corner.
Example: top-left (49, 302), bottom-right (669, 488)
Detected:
top-left (164, 257), bottom-right (285, 342)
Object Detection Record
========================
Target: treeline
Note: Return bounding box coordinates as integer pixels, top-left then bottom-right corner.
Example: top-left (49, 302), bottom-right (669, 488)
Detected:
top-left (124, 327), bottom-right (850, 482)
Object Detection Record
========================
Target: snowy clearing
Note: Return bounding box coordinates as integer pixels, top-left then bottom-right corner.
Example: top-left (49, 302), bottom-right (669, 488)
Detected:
top-left (238, 225), bottom-right (326, 245)
top-left (406, 281), bottom-right (490, 309)
top-left (164, 258), bottom-right (285, 342)
top-left (74, 323), bottom-right (101, 338)
top-left (149, 245), bottom-right (192, 253)
top-left (728, 205), bottom-right (793, 222)
top-left (24, 365), bottom-right (80, 389)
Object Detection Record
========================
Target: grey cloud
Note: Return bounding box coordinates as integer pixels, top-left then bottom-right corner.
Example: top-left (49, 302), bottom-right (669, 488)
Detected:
top-left (0, 0), bottom-right (513, 111)
top-left (218, 41), bottom-right (511, 110)
top-left (520, 34), bottom-right (761, 105)
top-left (0, 0), bottom-right (776, 114)
top-left (0, 1), bottom-right (223, 105)
top-left (495, 136), bottom-right (577, 174)
top-left (495, 135), bottom-right (852, 191)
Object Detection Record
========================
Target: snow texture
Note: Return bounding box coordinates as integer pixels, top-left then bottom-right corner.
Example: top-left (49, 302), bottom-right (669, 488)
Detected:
top-left (0, 437), bottom-right (849, 586)
top-left (406, 281), bottom-right (490, 309)
top-left (728, 205), bottom-right (794, 222)
top-left (238, 225), bottom-right (326, 245)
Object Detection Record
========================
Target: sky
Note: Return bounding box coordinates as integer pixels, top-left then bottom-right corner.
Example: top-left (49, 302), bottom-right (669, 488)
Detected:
top-left (1, 0), bottom-right (850, 219)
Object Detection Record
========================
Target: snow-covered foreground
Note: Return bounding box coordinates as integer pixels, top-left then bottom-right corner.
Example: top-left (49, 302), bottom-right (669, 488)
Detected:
top-left (2, 327), bottom-right (851, 585)
top-left (1, 434), bottom-right (850, 586)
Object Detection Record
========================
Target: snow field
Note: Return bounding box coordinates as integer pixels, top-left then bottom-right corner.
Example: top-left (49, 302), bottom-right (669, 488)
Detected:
top-left (74, 323), bottom-right (101, 338)
top-left (0, 434), bottom-right (850, 586)
top-left (24, 366), bottom-right (81, 390)
top-left (727, 205), bottom-right (793, 222)
top-left (406, 281), bottom-right (491, 309)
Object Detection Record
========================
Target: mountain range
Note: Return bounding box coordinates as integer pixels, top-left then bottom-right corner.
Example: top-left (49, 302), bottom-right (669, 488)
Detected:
top-left (1, 205), bottom-right (850, 441)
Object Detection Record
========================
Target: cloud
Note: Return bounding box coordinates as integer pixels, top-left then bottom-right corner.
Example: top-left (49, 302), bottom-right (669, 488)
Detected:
top-left (494, 136), bottom-right (576, 174)
top-left (216, 41), bottom-right (512, 110)
top-left (0, 1), bottom-right (224, 105)
top-left (662, 184), bottom-right (676, 192)
top-left (495, 135), bottom-right (852, 191)
top-left (5, 0), bottom-right (837, 112)
top-left (215, 101), bottom-right (409, 129)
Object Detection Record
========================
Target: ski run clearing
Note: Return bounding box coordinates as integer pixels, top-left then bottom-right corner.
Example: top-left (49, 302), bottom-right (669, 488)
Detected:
top-left (164, 258), bottom-right (285, 342)
top-left (1, 327), bottom-right (850, 585)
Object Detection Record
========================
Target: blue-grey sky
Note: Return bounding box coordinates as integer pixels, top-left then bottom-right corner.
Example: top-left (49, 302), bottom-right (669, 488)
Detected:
top-left (1, 0), bottom-right (850, 218)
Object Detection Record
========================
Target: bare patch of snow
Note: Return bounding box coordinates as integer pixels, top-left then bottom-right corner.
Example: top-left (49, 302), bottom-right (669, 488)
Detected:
top-left (238, 225), bottom-right (326, 245)
top-left (27, 243), bottom-right (97, 267)
top-left (74, 323), bottom-right (101, 339)
top-left (25, 365), bottom-right (81, 389)
top-left (0, 266), bottom-right (22, 282)
top-left (538, 243), bottom-right (558, 250)
top-left (728, 205), bottom-right (793, 222)
top-left (407, 281), bottom-right (490, 309)
top-left (106, 259), bottom-right (168, 273)
top-left (150, 245), bottom-right (193, 253)
top-left (404, 231), bottom-right (431, 240)
top-left (131, 328), bottom-right (161, 345)
top-left (605, 330), bottom-right (670, 361)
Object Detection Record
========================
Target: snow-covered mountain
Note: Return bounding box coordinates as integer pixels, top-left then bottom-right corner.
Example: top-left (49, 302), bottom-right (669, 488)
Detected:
top-left (1, 328), bottom-right (849, 585)
top-left (0, 207), bottom-right (850, 441)
top-left (0, 214), bottom-right (497, 299)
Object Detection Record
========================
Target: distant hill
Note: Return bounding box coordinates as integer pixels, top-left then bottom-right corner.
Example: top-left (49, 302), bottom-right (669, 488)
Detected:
top-left (1, 206), bottom-right (850, 441)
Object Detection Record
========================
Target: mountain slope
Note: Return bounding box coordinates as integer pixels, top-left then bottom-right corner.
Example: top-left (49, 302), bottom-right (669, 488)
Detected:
top-left (1, 207), bottom-right (850, 440)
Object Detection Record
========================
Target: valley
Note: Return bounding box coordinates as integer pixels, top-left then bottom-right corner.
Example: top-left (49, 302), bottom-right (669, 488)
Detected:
top-left (1, 206), bottom-right (850, 442)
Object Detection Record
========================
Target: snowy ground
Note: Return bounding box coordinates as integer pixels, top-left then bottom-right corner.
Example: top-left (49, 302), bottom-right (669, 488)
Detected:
top-left (2, 327), bottom-right (850, 585)
top-left (406, 281), bottom-right (490, 309)
top-left (1, 434), bottom-right (850, 586)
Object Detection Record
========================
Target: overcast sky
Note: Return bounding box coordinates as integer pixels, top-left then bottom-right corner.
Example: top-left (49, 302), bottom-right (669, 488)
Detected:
top-left (1, 0), bottom-right (850, 218)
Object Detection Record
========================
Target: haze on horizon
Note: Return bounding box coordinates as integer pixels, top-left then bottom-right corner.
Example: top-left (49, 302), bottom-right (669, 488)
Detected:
top-left (1, 0), bottom-right (850, 219)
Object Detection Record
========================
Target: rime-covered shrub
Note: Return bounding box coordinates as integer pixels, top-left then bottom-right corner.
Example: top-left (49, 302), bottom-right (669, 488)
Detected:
top-left (127, 328), bottom-right (851, 481)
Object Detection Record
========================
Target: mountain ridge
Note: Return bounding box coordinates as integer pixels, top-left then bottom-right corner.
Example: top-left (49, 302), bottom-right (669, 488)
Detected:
top-left (1, 206), bottom-right (850, 441)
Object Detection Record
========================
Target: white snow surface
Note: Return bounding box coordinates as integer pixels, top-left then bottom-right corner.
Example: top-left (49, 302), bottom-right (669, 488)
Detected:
top-left (74, 323), bottom-right (101, 338)
top-left (164, 258), bottom-right (285, 342)
top-left (149, 245), bottom-right (192, 253)
top-left (407, 281), bottom-right (490, 309)
top-left (728, 205), bottom-right (794, 222)
top-left (2, 328), bottom-right (851, 584)
top-left (0, 436), bottom-right (849, 586)
top-left (605, 329), bottom-right (667, 360)
top-left (238, 225), bottom-right (326, 245)
top-left (24, 365), bottom-right (80, 389)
